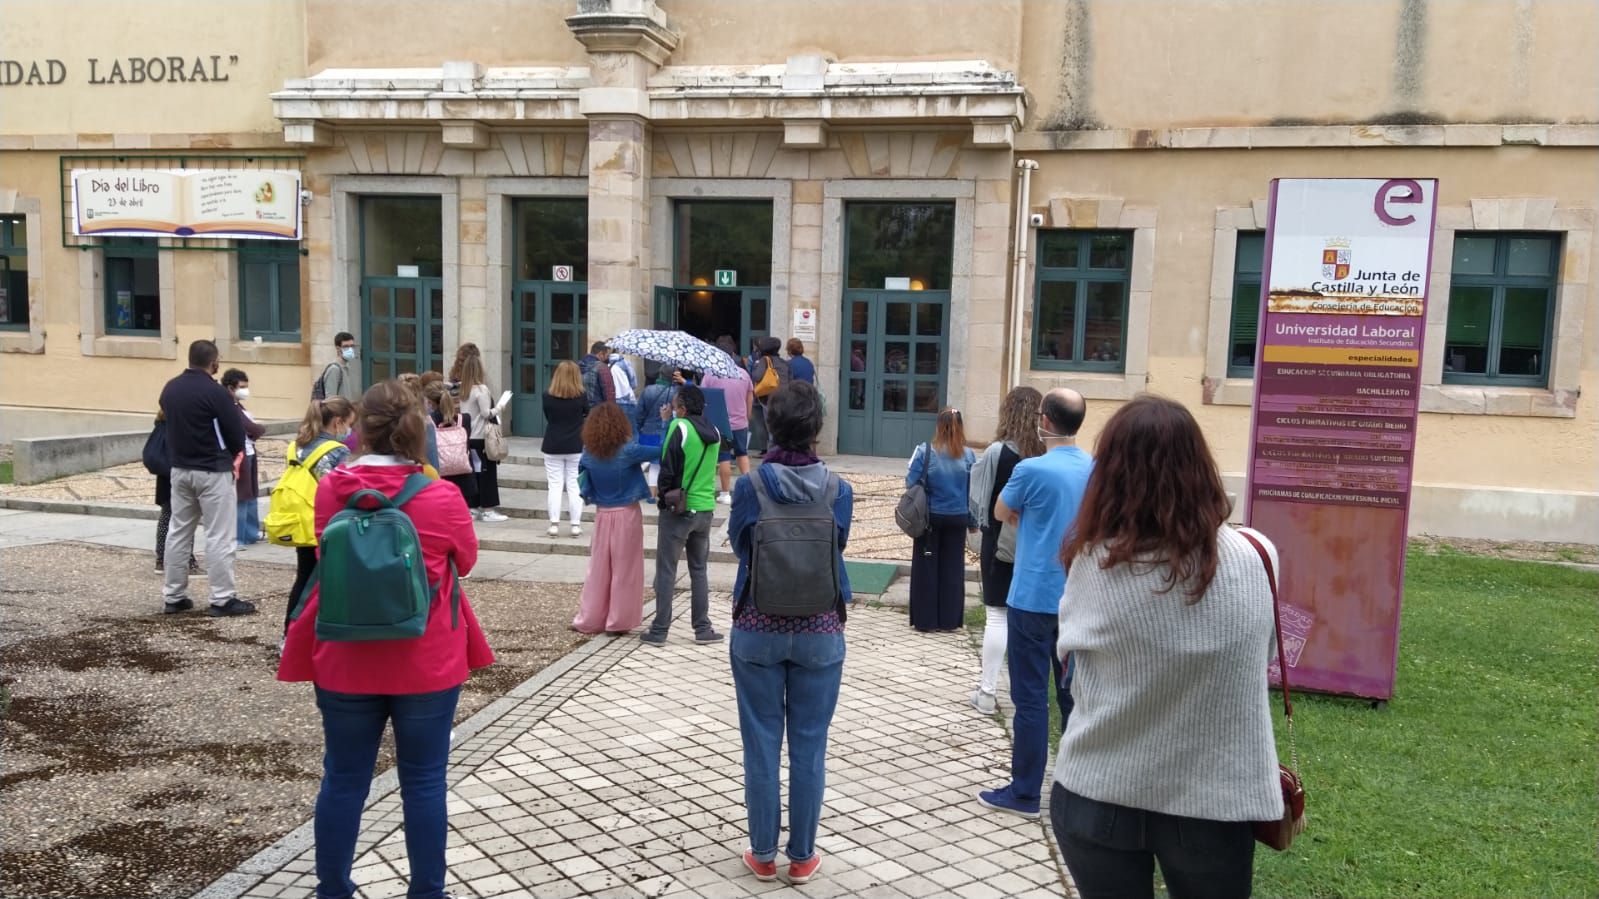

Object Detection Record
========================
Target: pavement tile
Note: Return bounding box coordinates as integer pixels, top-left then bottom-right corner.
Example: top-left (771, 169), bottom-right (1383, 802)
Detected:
top-left (198, 595), bottom-right (1069, 898)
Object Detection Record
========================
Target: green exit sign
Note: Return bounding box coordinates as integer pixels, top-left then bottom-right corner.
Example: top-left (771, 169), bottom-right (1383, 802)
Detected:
top-left (715, 269), bottom-right (737, 288)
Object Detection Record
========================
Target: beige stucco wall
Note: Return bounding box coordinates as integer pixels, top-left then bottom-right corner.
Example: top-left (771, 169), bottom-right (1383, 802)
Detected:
top-left (0, 0), bottom-right (303, 138)
top-left (1021, 145), bottom-right (1599, 497)
top-left (661, 0), bottom-right (1022, 70)
top-left (1017, 0), bottom-right (1599, 131)
top-left (304, 0), bottom-right (585, 70)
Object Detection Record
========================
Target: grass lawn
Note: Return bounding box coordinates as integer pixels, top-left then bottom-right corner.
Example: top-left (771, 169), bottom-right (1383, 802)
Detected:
top-left (0, 460), bottom-right (11, 484)
top-left (967, 549), bottom-right (1599, 897)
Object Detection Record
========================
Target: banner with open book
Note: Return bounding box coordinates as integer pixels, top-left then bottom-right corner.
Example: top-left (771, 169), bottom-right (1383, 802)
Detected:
top-left (71, 169), bottom-right (302, 240)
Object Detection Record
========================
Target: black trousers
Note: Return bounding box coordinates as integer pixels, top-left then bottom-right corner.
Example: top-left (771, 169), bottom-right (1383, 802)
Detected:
top-left (287, 546), bottom-right (317, 633)
top-left (467, 439), bottom-right (500, 508)
top-left (1050, 783), bottom-right (1256, 899)
top-left (909, 513), bottom-right (967, 631)
top-left (978, 524), bottom-right (1014, 608)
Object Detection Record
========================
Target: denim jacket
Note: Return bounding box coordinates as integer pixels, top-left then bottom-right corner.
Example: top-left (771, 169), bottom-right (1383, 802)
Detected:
top-left (578, 443), bottom-right (657, 508)
top-left (635, 382), bottom-right (678, 439)
top-left (907, 443), bottom-right (976, 522)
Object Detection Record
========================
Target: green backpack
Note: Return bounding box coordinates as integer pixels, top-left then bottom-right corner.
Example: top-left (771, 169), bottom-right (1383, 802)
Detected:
top-left (294, 473), bottom-right (459, 642)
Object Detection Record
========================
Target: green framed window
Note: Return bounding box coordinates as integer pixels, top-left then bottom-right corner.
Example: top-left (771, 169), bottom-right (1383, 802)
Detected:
top-left (103, 237), bottom-right (160, 336)
top-left (0, 216), bottom-right (27, 330)
top-left (673, 200), bottom-right (773, 287)
top-left (1227, 231), bottom-right (1266, 378)
top-left (239, 243), bottom-right (302, 342)
top-left (845, 202), bottom-right (955, 290)
top-left (1031, 230), bottom-right (1131, 371)
top-left (1444, 233), bottom-right (1560, 387)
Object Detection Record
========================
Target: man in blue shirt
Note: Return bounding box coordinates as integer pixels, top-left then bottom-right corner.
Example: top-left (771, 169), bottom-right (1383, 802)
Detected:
top-left (977, 387), bottom-right (1092, 820)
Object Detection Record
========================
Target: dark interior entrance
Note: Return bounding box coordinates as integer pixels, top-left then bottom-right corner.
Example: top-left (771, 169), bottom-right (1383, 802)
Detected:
top-left (653, 287), bottom-right (769, 361)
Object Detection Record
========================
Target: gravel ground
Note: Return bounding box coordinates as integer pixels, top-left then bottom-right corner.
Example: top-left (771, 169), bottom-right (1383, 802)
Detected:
top-left (0, 542), bottom-right (585, 899)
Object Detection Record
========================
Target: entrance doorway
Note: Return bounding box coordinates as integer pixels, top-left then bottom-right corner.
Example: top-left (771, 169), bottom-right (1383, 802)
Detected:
top-left (835, 201), bottom-right (956, 457)
top-left (359, 196), bottom-right (443, 382)
top-left (658, 199), bottom-right (773, 360)
top-left (509, 198), bottom-right (588, 436)
top-left (656, 287), bottom-right (769, 357)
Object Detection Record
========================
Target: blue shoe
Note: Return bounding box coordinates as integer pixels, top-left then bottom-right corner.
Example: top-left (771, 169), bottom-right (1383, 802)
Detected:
top-left (977, 786), bottom-right (1040, 820)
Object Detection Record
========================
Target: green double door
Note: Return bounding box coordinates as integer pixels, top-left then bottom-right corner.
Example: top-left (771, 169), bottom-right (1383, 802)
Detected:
top-left (362, 276), bottom-right (444, 382)
top-left (511, 281), bottom-right (588, 436)
top-left (837, 289), bottom-right (950, 457)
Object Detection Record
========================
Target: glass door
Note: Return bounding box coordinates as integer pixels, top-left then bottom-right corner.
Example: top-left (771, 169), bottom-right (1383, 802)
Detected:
top-left (837, 289), bottom-right (949, 457)
top-left (363, 276), bottom-right (443, 383)
top-left (510, 282), bottom-right (588, 436)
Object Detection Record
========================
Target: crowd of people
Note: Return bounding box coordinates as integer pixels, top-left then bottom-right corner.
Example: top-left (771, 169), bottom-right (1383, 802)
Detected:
top-left (144, 330), bottom-right (1286, 899)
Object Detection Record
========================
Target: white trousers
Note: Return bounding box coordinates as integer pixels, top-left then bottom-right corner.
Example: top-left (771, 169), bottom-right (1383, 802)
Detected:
top-left (979, 604), bottom-right (1008, 696)
top-left (544, 453), bottom-right (583, 524)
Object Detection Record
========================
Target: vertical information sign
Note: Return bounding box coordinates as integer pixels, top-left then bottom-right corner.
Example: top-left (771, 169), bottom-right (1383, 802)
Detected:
top-left (1246, 178), bottom-right (1438, 700)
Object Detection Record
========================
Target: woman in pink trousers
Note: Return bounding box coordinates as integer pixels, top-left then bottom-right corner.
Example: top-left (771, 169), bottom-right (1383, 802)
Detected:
top-left (573, 402), bottom-right (655, 634)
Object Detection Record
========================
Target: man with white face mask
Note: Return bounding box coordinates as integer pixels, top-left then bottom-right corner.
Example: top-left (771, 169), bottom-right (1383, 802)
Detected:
top-left (313, 331), bottom-right (359, 403)
top-left (975, 387), bottom-right (1093, 821)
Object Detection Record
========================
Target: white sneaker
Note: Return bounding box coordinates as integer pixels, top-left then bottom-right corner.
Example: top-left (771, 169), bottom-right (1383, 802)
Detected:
top-left (547, 523), bottom-right (560, 537)
top-left (570, 524), bottom-right (582, 537)
top-left (480, 510), bottom-right (509, 523)
top-left (971, 689), bottom-right (998, 715)
top-left (716, 491), bottom-right (732, 505)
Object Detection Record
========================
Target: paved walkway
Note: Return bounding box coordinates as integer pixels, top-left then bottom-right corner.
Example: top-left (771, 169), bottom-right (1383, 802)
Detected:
top-left (196, 593), bottom-right (1071, 899)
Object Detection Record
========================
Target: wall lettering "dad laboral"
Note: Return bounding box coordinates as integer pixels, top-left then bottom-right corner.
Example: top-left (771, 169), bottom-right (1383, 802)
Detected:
top-left (0, 55), bottom-right (239, 87)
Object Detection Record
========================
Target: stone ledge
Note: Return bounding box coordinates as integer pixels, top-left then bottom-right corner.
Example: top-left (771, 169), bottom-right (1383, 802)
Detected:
top-left (1014, 122), bottom-right (1599, 152)
top-left (1419, 384), bottom-right (1577, 418)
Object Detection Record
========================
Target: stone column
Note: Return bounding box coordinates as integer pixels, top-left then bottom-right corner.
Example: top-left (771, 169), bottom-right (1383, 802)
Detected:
top-left (586, 117), bottom-right (653, 342)
top-left (568, 0), bottom-right (678, 343)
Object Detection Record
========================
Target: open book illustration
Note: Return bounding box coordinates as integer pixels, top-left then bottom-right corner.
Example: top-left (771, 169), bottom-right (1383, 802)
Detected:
top-left (72, 169), bottom-right (302, 240)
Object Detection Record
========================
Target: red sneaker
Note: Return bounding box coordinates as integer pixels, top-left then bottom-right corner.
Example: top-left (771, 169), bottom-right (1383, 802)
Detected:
top-left (787, 852), bottom-right (822, 884)
top-left (742, 849), bottom-right (777, 882)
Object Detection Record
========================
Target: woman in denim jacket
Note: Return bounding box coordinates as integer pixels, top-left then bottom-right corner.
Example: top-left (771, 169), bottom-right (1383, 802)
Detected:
top-left (574, 402), bottom-right (657, 635)
top-left (906, 408), bottom-right (977, 632)
top-left (727, 381), bottom-right (853, 887)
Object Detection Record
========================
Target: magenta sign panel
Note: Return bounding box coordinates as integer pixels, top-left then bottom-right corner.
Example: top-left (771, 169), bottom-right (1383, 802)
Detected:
top-left (1245, 178), bottom-right (1439, 700)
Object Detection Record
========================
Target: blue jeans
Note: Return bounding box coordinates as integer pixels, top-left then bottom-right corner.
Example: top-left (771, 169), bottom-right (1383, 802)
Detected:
top-left (1007, 607), bottom-right (1074, 805)
top-left (730, 628), bottom-right (846, 864)
top-left (236, 497), bottom-right (261, 546)
top-left (313, 686), bottom-right (460, 899)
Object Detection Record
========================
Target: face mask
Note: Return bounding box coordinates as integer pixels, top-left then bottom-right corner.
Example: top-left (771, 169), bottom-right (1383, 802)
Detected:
top-left (234, 387), bottom-right (250, 400)
top-left (341, 346), bottom-right (356, 361)
top-left (1037, 426), bottom-right (1059, 442)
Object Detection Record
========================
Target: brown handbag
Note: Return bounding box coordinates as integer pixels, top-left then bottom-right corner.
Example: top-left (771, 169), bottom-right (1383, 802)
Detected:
top-left (1239, 529), bottom-right (1307, 852)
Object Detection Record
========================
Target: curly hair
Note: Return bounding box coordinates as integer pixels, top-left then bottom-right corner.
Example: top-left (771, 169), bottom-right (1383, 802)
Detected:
top-left (581, 402), bottom-right (634, 460)
top-left (1063, 394), bottom-right (1231, 601)
top-left (995, 386), bottom-right (1045, 459)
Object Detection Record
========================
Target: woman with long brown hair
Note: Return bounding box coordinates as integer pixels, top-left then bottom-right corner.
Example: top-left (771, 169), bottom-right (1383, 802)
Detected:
top-left (454, 344), bottom-right (507, 522)
top-left (967, 386), bottom-right (1045, 714)
top-left (1050, 394), bottom-right (1282, 898)
top-left (905, 407), bottom-right (976, 632)
top-left (572, 402), bottom-right (656, 634)
top-left (278, 380), bottom-right (492, 899)
top-left (543, 359), bottom-right (589, 537)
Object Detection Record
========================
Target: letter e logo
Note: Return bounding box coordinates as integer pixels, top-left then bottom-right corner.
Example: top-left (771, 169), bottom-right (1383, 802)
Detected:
top-left (1375, 179), bottom-right (1424, 226)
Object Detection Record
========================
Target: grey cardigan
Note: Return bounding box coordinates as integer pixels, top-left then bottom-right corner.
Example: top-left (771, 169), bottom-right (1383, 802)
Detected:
top-left (1053, 526), bottom-right (1286, 822)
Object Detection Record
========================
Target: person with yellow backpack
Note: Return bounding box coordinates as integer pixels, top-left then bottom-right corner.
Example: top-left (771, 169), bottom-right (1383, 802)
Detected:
top-left (265, 397), bottom-right (355, 634)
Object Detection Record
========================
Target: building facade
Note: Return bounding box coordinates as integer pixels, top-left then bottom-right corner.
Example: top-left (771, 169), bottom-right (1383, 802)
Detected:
top-left (2, 0), bottom-right (1595, 541)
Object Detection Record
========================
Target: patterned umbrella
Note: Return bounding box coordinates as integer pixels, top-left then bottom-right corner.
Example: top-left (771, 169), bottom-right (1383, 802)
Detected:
top-left (603, 329), bottom-right (743, 378)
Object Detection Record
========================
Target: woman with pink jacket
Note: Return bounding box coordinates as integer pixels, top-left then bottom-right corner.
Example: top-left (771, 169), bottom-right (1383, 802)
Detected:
top-left (278, 380), bottom-right (494, 899)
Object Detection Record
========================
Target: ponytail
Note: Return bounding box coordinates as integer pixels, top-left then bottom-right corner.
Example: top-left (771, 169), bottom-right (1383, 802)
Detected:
top-left (359, 380), bottom-right (428, 465)
top-left (424, 381), bottom-right (457, 425)
top-left (295, 396), bottom-right (355, 448)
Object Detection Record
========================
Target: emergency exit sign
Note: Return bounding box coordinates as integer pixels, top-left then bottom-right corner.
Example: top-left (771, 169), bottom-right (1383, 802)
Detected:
top-left (715, 269), bottom-right (737, 287)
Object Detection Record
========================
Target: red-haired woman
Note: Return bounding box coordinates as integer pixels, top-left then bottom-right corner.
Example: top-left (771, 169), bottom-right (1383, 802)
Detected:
top-left (905, 408), bottom-right (975, 632)
top-left (573, 402), bottom-right (656, 634)
top-left (1051, 394), bottom-right (1282, 898)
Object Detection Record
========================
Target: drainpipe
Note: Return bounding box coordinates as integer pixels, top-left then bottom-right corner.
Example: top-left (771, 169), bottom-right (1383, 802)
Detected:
top-left (1009, 158), bottom-right (1039, 390)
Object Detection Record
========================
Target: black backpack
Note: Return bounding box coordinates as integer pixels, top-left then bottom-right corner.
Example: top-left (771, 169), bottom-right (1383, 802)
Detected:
top-left (748, 472), bottom-right (842, 616)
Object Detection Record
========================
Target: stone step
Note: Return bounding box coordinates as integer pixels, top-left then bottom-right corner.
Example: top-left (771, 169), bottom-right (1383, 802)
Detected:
top-left (471, 517), bottom-right (741, 565)
top-left (493, 487), bottom-right (729, 525)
